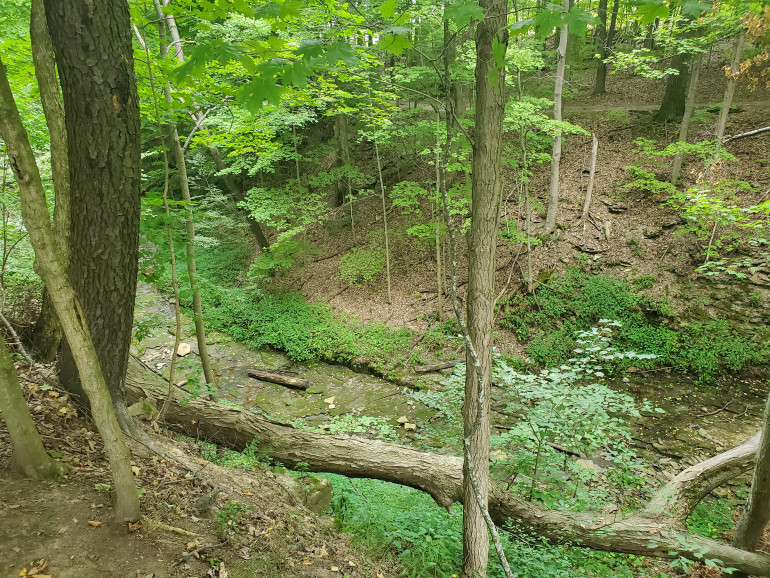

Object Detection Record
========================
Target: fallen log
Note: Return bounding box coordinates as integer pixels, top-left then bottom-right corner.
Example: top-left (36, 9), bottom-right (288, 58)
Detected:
top-left (247, 369), bottom-right (310, 390)
top-left (414, 359), bottom-right (464, 373)
top-left (125, 356), bottom-right (770, 575)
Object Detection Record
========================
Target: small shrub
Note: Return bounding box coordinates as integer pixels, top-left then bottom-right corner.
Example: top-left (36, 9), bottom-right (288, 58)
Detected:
top-left (338, 246), bottom-right (385, 286)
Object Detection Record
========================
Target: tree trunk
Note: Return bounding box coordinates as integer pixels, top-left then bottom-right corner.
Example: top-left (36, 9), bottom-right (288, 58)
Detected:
top-left (593, 0), bottom-right (609, 95)
top-left (656, 52), bottom-right (690, 122)
top-left (124, 356), bottom-right (770, 575)
top-left (582, 134), bottom-right (599, 219)
top-left (733, 389), bottom-right (770, 555)
top-left (671, 52), bottom-right (704, 184)
top-left (465, 1), bottom-right (508, 574)
top-left (44, 0), bottom-right (141, 432)
top-left (545, 0), bottom-right (570, 234)
top-left (29, 0), bottom-right (69, 362)
top-left (153, 0), bottom-right (214, 387)
top-left (207, 146), bottom-right (269, 250)
top-left (0, 56), bottom-right (140, 522)
top-left (715, 32), bottom-right (745, 141)
top-left (0, 334), bottom-right (62, 479)
top-left (373, 137), bottom-right (392, 304)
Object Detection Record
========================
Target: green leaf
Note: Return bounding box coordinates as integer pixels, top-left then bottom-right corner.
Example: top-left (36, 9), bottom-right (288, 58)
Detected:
top-left (322, 41), bottom-right (358, 66)
top-left (492, 37), bottom-right (507, 69)
top-left (632, 0), bottom-right (670, 27)
top-left (682, 0), bottom-right (711, 17)
top-left (533, 4), bottom-right (565, 38)
top-left (237, 77), bottom-right (284, 112)
top-left (380, 0), bottom-right (398, 18)
top-left (94, 483), bottom-right (112, 492)
top-left (296, 39), bottom-right (324, 59)
top-left (509, 18), bottom-right (534, 36)
top-left (564, 6), bottom-right (596, 38)
top-left (379, 27), bottom-right (413, 55)
top-left (282, 61), bottom-right (312, 87)
top-left (444, 0), bottom-right (485, 28)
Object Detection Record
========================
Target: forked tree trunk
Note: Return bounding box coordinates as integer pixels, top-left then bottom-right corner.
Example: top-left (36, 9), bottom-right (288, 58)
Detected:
top-left (464, 0), bottom-right (509, 573)
top-left (124, 357), bottom-right (770, 575)
top-left (545, 0), bottom-right (569, 234)
top-left (0, 58), bottom-right (140, 522)
top-left (0, 334), bottom-right (63, 479)
top-left (44, 0), bottom-right (141, 433)
top-left (29, 0), bottom-right (69, 362)
top-left (671, 52), bottom-right (704, 184)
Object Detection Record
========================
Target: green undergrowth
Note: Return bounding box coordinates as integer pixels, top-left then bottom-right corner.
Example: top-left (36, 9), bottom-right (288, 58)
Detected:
top-left (323, 474), bottom-right (652, 578)
top-left (140, 218), bottom-right (455, 375)
top-left (497, 268), bottom-right (765, 382)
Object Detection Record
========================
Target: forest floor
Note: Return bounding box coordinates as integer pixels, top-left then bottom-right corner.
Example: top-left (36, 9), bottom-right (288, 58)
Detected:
top-left (0, 364), bottom-right (397, 578)
top-left (285, 64), bottom-right (770, 352)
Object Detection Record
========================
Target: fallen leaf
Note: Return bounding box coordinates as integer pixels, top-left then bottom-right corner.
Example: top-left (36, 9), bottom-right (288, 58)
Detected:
top-left (331, 566), bottom-right (340, 572)
top-left (241, 491), bottom-right (254, 496)
top-left (58, 407), bottom-right (68, 414)
top-left (323, 397), bottom-right (335, 404)
top-left (88, 520), bottom-right (102, 527)
top-left (128, 520), bottom-right (142, 532)
top-left (302, 559), bottom-right (313, 565)
top-left (131, 466), bottom-right (141, 475)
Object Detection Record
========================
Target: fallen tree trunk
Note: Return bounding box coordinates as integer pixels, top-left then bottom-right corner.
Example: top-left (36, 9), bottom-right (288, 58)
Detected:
top-left (247, 369), bottom-right (310, 391)
top-left (414, 359), bottom-right (463, 373)
top-left (125, 356), bottom-right (770, 575)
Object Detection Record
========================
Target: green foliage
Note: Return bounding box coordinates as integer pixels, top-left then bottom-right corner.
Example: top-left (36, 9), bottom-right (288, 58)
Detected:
top-left (338, 245), bottom-right (386, 286)
top-left (497, 269), bottom-right (763, 380)
top-left (494, 322), bottom-right (658, 507)
top-left (292, 414), bottom-right (398, 441)
top-left (326, 474), bottom-right (647, 577)
top-left (216, 501), bottom-right (250, 538)
top-left (249, 239), bottom-right (309, 280)
top-left (686, 498), bottom-right (735, 540)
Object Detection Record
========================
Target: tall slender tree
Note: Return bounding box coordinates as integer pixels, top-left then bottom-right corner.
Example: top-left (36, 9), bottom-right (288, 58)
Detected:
top-left (43, 0), bottom-right (142, 431)
top-left (463, 0), bottom-right (510, 573)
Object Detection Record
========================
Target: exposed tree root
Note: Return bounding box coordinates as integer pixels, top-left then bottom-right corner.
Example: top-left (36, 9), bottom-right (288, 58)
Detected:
top-left (125, 357), bottom-right (770, 575)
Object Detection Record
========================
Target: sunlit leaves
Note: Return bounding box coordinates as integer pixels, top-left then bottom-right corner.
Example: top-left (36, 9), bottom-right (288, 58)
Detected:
top-left (631, 0), bottom-right (670, 27)
top-left (443, 0), bottom-right (485, 28)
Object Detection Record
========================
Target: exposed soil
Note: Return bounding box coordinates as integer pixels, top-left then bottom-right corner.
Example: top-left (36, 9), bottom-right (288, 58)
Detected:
top-left (0, 363), bottom-right (396, 578)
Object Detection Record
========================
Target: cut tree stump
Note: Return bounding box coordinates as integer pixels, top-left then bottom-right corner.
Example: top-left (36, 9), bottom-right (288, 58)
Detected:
top-left (414, 359), bottom-right (464, 373)
top-left (247, 369), bottom-right (310, 390)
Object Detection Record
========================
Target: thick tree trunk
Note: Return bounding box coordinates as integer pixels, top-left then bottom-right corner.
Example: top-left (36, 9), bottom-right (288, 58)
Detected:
top-left (465, 1), bottom-right (508, 574)
top-left (44, 0), bottom-right (141, 431)
top-left (734, 390), bottom-right (770, 554)
top-left (0, 334), bottom-right (62, 479)
top-left (0, 57), bottom-right (140, 522)
top-left (333, 114), bottom-right (352, 208)
top-left (29, 0), bottom-right (69, 362)
top-left (656, 52), bottom-right (690, 122)
top-left (671, 52), bottom-right (704, 184)
top-left (545, 0), bottom-right (570, 234)
top-left (125, 356), bottom-right (770, 575)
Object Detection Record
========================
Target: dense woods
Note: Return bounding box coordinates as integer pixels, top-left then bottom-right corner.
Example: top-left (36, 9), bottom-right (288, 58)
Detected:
top-left (0, 0), bottom-right (769, 576)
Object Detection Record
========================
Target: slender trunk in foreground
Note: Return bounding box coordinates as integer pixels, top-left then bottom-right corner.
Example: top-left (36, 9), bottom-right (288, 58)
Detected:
top-left (29, 0), bottom-right (69, 362)
top-left (153, 0), bottom-right (214, 387)
top-left (545, 0), bottom-right (569, 234)
top-left (0, 57), bottom-right (140, 522)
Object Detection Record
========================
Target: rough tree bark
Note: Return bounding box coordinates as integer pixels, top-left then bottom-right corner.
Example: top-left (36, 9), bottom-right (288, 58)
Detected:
top-left (0, 334), bottom-right (63, 479)
top-left (656, 53), bottom-right (690, 122)
top-left (0, 57), bottom-right (140, 521)
top-left (465, 0), bottom-right (509, 573)
top-left (29, 0), bottom-right (69, 363)
top-left (125, 358), bottom-right (770, 575)
top-left (545, 0), bottom-right (569, 234)
top-left (43, 0), bottom-right (141, 431)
